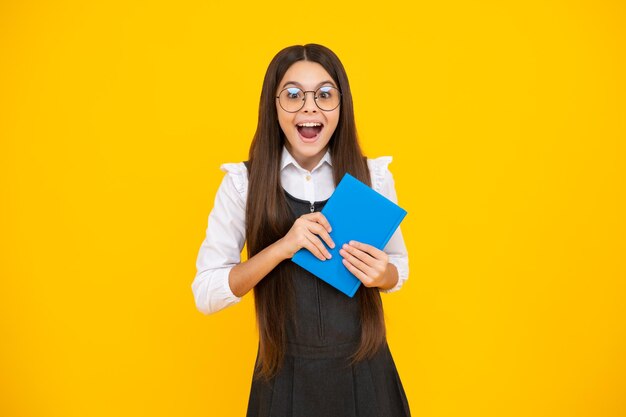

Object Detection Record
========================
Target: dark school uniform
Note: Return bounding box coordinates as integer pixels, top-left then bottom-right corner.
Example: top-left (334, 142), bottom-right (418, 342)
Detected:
top-left (245, 185), bottom-right (411, 417)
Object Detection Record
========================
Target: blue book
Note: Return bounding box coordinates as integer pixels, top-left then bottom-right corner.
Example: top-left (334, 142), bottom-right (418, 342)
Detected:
top-left (291, 172), bottom-right (408, 297)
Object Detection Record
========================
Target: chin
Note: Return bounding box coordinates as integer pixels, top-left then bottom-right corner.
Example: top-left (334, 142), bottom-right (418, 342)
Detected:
top-left (292, 138), bottom-right (327, 152)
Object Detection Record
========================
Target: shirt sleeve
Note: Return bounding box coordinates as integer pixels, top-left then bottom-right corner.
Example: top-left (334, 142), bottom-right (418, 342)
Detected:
top-left (191, 163), bottom-right (247, 315)
top-left (368, 156), bottom-right (410, 294)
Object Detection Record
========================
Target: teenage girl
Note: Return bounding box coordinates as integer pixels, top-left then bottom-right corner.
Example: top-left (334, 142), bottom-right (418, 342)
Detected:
top-left (192, 43), bottom-right (411, 417)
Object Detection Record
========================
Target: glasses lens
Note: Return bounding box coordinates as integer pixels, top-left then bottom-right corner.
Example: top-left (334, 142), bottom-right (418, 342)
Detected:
top-left (277, 86), bottom-right (341, 112)
top-left (278, 87), bottom-right (305, 112)
top-left (315, 86), bottom-right (340, 111)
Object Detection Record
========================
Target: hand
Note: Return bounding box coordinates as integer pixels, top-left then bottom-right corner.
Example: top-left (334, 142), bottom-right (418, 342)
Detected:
top-left (339, 240), bottom-right (392, 288)
top-left (278, 212), bottom-right (335, 261)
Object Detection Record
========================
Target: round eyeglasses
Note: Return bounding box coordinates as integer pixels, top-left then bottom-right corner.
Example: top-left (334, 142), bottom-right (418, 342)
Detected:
top-left (276, 86), bottom-right (342, 113)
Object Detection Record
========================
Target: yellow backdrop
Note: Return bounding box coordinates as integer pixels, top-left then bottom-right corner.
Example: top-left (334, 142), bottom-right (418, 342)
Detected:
top-left (1, 1), bottom-right (624, 416)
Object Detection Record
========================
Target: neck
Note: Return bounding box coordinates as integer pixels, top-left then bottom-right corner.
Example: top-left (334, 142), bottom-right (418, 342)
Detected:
top-left (286, 145), bottom-right (328, 172)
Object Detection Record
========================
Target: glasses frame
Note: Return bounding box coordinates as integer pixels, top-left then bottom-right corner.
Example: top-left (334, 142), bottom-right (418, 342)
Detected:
top-left (276, 86), bottom-right (342, 113)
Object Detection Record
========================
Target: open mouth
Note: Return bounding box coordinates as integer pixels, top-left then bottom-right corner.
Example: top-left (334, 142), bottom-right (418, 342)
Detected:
top-left (296, 122), bottom-right (324, 141)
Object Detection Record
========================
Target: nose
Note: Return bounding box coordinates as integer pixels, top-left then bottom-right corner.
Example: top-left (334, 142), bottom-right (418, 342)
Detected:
top-left (301, 91), bottom-right (317, 113)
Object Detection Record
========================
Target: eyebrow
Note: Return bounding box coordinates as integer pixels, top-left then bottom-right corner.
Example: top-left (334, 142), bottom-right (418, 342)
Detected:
top-left (281, 80), bottom-right (337, 89)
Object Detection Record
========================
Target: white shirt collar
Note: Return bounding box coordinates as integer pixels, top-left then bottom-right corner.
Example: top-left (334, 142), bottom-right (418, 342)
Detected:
top-left (280, 145), bottom-right (332, 173)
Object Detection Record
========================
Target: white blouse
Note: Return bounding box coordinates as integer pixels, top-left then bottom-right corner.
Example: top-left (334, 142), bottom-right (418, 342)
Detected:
top-left (192, 145), bottom-right (409, 315)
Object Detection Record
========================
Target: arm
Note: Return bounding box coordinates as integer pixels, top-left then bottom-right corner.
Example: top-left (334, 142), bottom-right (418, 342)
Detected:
top-left (227, 241), bottom-right (286, 298)
top-left (378, 162), bottom-right (409, 293)
top-left (192, 167), bottom-right (336, 314)
top-left (192, 170), bottom-right (246, 315)
top-left (230, 211), bottom-right (335, 297)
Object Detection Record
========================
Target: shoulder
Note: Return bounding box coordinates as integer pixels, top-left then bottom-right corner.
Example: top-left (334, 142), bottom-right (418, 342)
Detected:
top-left (219, 161), bottom-right (248, 200)
top-left (366, 155), bottom-right (394, 193)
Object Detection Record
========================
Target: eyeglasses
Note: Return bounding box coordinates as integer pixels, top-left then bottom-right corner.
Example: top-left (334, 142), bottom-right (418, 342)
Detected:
top-left (276, 86), bottom-right (342, 113)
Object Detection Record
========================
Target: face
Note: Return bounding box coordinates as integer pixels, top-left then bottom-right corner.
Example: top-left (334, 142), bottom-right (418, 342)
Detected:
top-left (275, 60), bottom-right (340, 172)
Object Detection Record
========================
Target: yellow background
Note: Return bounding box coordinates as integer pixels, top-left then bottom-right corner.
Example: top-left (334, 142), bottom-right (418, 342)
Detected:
top-left (1, 1), bottom-right (625, 416)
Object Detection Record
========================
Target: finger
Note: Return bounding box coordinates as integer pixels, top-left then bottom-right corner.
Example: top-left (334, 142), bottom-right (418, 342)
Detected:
top-left (305, 233), bottom-right (331, 261)
top-left (348, 240), bottom-right (385, 259)
top-left (307, 231), bottom-right (332, 259)
top-left (307, 212), bottom-right (332, 233)
top-left (342, 243), bottom-right (377, 267)
top-left (341, 258), bottom-right (374, 286)
top-left (340, 247), bottom-right (376, 276)
top-left (302, 234), bottom-right (327, 261)
top-left (307, 222), bottom-right (335, 249)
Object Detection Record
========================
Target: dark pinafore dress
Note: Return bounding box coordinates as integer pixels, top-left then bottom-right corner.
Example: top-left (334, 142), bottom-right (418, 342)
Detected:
top-left (245, 181), bottom-right (411, 417)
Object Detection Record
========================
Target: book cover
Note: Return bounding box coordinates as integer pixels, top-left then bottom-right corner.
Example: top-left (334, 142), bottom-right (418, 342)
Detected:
top-left (291, 172), bottom-right (407, 297)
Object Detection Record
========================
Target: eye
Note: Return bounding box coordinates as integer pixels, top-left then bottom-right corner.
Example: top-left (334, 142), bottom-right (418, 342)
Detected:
top-left (317, 86), bottom-right (334, 99)
top-left (285, 88), bottom-right (302, 100)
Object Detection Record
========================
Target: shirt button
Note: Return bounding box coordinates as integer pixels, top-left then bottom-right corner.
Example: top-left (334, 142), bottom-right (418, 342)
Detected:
top-left (305, 175), bottom-right (311, 181)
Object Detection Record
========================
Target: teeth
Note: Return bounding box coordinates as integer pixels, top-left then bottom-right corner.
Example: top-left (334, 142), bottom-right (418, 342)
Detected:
top-left (297, 122), bottom-right (322, 127)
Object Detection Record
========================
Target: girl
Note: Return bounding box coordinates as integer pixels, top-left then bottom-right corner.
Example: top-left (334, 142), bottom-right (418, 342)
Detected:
top-left (192, 43), bottom-right (411, 417)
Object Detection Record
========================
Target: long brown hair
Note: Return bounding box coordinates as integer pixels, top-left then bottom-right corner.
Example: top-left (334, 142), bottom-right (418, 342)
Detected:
top-left (245, 44), bottom-right (386, 381)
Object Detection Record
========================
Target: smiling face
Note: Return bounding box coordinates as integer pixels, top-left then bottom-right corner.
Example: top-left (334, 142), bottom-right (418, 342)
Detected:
top-left (276, 60), bottom-right (340, 172)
